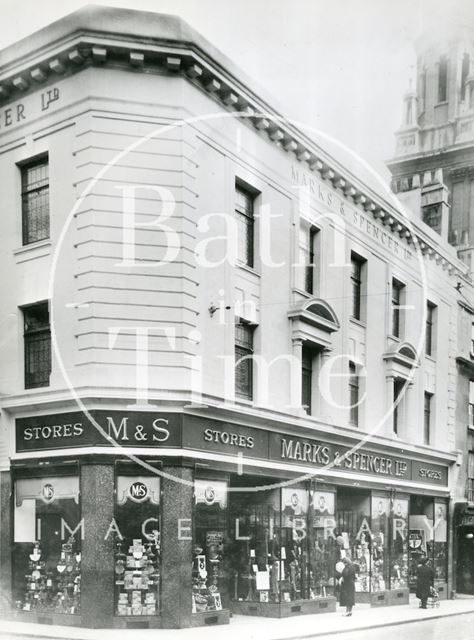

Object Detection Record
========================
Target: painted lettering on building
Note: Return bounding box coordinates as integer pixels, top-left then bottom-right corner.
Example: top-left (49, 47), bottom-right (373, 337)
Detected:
top-left (0, 87), bottom-right (61, 131)
top-left (291, 164), bottom-right (413, 261)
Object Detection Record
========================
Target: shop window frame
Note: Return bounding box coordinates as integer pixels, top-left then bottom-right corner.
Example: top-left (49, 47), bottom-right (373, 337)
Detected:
top-left (113, 460), bottom-right (162, 619)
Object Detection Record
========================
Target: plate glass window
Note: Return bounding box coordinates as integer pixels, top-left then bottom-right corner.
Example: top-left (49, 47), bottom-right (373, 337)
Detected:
top-left (21, 157), bottom-right (49, 245)
top-left (23, 303), bottom-right (51, 389)
top-left (235, 184), bottom-right (255, 268)
top-left (114, 472), bottom-right (161, 616)
top-left (13, 475), bottom-right (81, 614)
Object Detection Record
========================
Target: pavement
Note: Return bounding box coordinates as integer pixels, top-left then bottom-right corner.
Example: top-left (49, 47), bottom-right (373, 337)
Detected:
top-left (1, 595), bottom-right (474, 640)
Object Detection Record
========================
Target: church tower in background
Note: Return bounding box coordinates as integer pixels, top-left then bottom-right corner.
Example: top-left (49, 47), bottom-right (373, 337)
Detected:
top-left (388, 27), bottom-right (474, 273)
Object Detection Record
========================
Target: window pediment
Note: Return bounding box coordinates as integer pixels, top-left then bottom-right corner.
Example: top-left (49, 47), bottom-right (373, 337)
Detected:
top-left (288, 298), bottom-right (340, 334)
top-left (383, 341), bottom-right (420, 370)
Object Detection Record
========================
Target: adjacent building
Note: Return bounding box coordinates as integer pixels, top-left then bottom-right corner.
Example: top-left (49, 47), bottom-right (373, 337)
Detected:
top-left (387, 25), bottom-right (474, 596)
top-left (0, 6), bottom-right (469, 629)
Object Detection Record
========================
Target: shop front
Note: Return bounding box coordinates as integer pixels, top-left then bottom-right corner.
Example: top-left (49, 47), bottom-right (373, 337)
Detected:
top-left (0, 409), bottom-right (452, 628)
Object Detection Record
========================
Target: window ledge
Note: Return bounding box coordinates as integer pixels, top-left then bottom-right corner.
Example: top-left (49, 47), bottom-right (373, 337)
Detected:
top-left (236, 262), bottom-right (260, 278)
top-left (350, 317), bottom-right (367, 329)
top-left (13, 239), bottom-right (51, 263)
top-left (424, 354), bottom-right (437, 364)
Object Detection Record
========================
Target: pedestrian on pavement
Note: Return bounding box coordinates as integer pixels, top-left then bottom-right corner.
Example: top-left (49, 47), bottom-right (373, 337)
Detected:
top-left (338, 556), bottom-right (356, 616)
top-left (416, 556), bottom-right (434, 609)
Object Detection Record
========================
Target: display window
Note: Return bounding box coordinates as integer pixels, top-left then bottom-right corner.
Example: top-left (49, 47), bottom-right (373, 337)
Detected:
top-left (228, 478), bottom-right (283, 604)
top-left (433, 500), bottom-right (448, 581)
top-left (280, 486), bottom-right (309, 601)
top-left (336, 488), bottom-right (371, 593)
top-left (193, 478), bottom-right (228, 613)
top-left (113, 471), bottom-right (161, 617)
top-left (370, 494), bottom-right (390, 592)
top-left (408, 495), bottom-right (448, 589)
top-left (390, 497), bottom-right (409, 589)
top-left (309, 488), bottom-right (337, 597)
top-left (13, 474), bottom-right (81, 614)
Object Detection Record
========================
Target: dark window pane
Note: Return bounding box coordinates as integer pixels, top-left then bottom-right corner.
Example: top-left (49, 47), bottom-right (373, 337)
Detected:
top-left (424, 392), bottom-right (432, 445)
top-left (351, 255), bottom-right (363, 320)
top-left (349, 362), bottom-right (358, 426)
top-left (438, 57), bottom-right (448, 102)
top-left (425, 303), bottom-right (435, 357)
top-left (24, 303), bottom-right (51, 389)
top-left (235, 185), bottom-right (254, 268)
top-left (301, 347), bottom-right (313, 413)
top-left (305, 228), bottom-right (318, 295)
top-left (21, 158), bottom-right (50, 245)
top-left (393, 379), bottom-right (404, 435)
top-left (235, 323), bottom-right (253, 400)
top-left (392, 279), bottom-right (404, 338)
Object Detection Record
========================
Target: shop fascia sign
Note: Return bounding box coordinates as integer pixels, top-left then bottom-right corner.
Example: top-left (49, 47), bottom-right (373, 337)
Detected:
top-left (16, 411), bottom-right (448, 486)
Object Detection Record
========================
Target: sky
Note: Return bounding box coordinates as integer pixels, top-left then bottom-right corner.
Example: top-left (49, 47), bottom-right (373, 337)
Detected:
top-left (1, 0), bottom-right (474, 183)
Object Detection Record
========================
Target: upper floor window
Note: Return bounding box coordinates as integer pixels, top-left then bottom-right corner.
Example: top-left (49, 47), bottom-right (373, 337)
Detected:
top-left (23, 302), bottom-right (51, 389)
top-left (471, 324), bottom-right (474, 359)
top-left (420, 67), bottom-right (427, 112)
top-left (391, 278), bottom-right (405, 338)
top-left (300, 226), bottom-right (320, 295)
top-left (350, 253), bottom-right (366, 321)
top-left (469, 381), bottom-right (474, 429)
top-left (21, 157), bottom-right (49, 246)
top-left (235, 183), bottom-right (255, 268)
top-left (461, 53), bottom-right (470, 101)
top-left (349, 361), bottom-right (359, 427)
top-left (424, 392), bottom-right (433, 445)
top-left (467, 451), bottom-right (474, 502)
top-left (393, 378), bottom-right (404, 435)
top-left (438, 56), bottom-right (448, 103)
top-left (235, 321), bottom-right (254, 400)
top-left (425, 302), bottom-right (436, 357)
top-left (301, 345), bottom-right (313, 414)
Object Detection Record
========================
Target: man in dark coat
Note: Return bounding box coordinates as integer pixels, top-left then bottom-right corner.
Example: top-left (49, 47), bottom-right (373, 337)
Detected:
top-left (339, 557), bottom-right (356, 616)
top-left (416, 556), bottom-right (434, 609)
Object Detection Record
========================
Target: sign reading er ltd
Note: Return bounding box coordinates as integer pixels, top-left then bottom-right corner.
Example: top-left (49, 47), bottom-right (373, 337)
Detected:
top-left (16, 410), bottom-right (182, 452)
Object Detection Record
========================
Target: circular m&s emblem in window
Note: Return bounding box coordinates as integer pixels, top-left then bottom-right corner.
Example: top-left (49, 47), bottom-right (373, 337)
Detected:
top-left (129, 481), bottom-right (149, 503)
top-left (204, 486), bottom-right (216, 505)
top-left (42, 484), bottom-right (55, 503)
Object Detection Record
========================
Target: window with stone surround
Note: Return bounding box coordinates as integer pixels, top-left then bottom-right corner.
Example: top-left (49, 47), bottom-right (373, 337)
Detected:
top-left (235, 182), bottom-right (256, 268)
top-left (23, 302), bottom-right (51, 389)
top-left (21, 156), bottom-right (50, 246)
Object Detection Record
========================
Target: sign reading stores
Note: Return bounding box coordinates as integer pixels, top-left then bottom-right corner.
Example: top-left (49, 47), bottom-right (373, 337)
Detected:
top-left (16, 410), bottom-right (182, 452)
top-left (269, 434), bottom-right (448, 487)
top-left (15, 412), bottom-right (449, 487)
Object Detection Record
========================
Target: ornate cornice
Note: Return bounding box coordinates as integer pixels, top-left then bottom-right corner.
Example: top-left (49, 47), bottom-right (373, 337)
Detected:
top-left (0, 13), bottom-right (468, 280)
